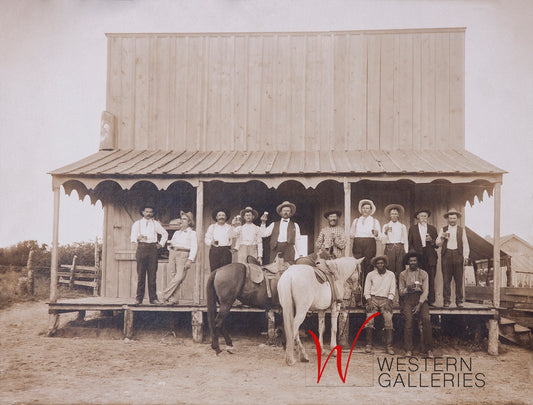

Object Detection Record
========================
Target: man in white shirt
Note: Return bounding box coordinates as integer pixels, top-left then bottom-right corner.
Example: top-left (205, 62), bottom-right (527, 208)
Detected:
top-left (350, 199), bottom-right (381, 281)
top-left (205, 208), bottom-right (233, 272)
top-left (381, 204), bottom-right (408, 288)
top-left (160, 211), bottom-right (197, 305)
top-left (231, 206), bottom-right (263, 264)
top-left (436, 209), bottom-right (470, 308)
top-left (130, 205), bottom-right (168, 305)
top-left (363, 255), bottom-right (396, 354)
top-left (260, 201), bottom-right (302, 264)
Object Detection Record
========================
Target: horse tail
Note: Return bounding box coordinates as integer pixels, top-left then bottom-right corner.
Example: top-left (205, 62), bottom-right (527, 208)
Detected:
top-left (206, 270), bottom-right (218, 340)
top-left (278, 272), bottom-right (296, 365)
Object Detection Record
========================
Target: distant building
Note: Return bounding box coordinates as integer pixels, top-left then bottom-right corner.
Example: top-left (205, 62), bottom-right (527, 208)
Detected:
top-left (500, 235), bottom-right (533, 287)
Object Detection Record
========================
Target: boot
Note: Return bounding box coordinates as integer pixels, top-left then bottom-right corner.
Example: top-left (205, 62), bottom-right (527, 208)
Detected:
top-left (385, 329), bottom-right (394, 355)
top-left (365, 327), bottom-right (373, 353)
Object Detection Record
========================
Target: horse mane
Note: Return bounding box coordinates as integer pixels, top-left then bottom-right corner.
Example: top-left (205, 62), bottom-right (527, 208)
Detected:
top-left (326, 256), bottom-right (359, 281)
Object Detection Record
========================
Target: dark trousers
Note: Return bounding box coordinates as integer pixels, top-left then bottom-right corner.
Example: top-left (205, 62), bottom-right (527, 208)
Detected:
top-left (384, 243), bottom-right (405, 286)
top-left (353, 237), bottom-right (377, 283)
top-left (271, 242), bottom-right (296, 264)
top-left (209, 246), bottom-right (232, 272)
top-left (442, 249), bottom-right (464, 305)
top-left (401, 292), bottom-right (432, 352)
top-left (419, 248), bottom-right (437, 304)
top-left (136, 243), bottom-right (158, 302)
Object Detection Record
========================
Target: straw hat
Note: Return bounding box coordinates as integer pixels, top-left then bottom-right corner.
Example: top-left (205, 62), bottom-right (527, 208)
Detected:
top-left (239, 206), bottom-right (259, 220)
top-left (180, 211), bottom-right (195, 229)
top-left (370, 255), bottom-right (388, 267)
top-left (384, 204), bottom-right (405, 217)
top-left (276, 201), bottom-right (296, 216)
top-left (358, 199), bottom-right (376, 215)
top-left (443, 208), bottom-right (462, 219)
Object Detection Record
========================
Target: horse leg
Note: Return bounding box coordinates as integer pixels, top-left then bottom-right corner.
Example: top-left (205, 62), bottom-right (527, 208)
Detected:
top-left (221, 321), bottom-right (234, 353)
top-left (213, 303), bottom-right (232, 355)
top-left (330, 302), bottom-right (340, 351)
top-left (318, 310), bottom-right (326, 353)
top-left (293, 310), bottom-right (309, 363)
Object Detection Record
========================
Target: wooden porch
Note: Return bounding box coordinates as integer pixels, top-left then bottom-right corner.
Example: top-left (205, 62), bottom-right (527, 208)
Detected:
top-left (48, 297), bottom-right (498, 347)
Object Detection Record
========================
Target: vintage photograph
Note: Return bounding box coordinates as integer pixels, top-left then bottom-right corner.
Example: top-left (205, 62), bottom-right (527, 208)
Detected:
top-left (1, 1), bottom-right (532, 404)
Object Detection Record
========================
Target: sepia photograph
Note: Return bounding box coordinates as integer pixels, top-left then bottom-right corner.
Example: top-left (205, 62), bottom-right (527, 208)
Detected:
top-left (1, 1), bottom-right (532, 404)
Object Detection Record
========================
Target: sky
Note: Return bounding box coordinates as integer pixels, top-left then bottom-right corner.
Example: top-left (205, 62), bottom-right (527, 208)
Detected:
top-left (1, 0), bottom-right (532, 247)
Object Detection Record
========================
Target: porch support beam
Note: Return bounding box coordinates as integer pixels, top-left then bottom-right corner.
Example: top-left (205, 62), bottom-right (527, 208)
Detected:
top-left (50, 185), bottom-right (61, 304)
top-left (194, 180), bottom-right (204, 305)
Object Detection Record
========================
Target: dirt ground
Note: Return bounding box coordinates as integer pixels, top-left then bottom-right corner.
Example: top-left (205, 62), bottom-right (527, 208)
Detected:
top-left (1, 301), bottom-right (532, 405)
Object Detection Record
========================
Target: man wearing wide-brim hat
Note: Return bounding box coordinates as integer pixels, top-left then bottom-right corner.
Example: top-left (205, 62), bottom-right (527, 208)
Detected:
top-left (230, 206), bottom-right (263, 264)
top-left (315, 210), bottom-right (346, 258)
top-left (399, 251), bottom-right (433, 357)
top-left (349, 199), bottom-right (381, 281)
top-left (363, 255), bottom-right (396, 355)
top-left (408, 209), bottom-right (439, 306)
top-left (260, 201), bottom-right (302, 263)
top-left (205, 208), bottom-right (233, 272)
top-left (381, 204), bottom-right (408, 291)
top-left (436, 208), bottom-right (470, 308)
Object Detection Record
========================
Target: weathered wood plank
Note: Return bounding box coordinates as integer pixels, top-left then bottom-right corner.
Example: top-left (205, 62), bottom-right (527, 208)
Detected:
top-left (260, 35), bottom-right (274, 150)
top-left (246, 36), bottom-right (262, 151)
top-left (346, 33), bottom-right (367, 150)
top-left (120, 37), bottom-right (136, 149)
top-left (449, 31), bottom-right (465, 149)
top-left (366, 34), bottom-right (381, 149)
top-left (398, 34), bottom-right (413, 149)
top-left (380, 34), bottom-right (395, 150)
top-left (290, 35), bottom-right (306, 150)
top-left (435, 33), bottom-right (450, 150)
top-left (134, 37), bottom-right (150, 149)
top-left (420, 33), bottom-right (436, 149)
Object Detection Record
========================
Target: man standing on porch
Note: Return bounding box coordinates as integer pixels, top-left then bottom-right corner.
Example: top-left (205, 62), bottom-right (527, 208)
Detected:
top-left (408, 209), bottom-right (439, 306)
top-left (205, 208), bottom-right (233, 272)
top-left (231, 206), bottom-right (263, 264)
top-left (160, 211), bottom-right (197, 306)
top-left (381, 204), bottom-right (409, 289)
top-left (315, 210), bottom-right (347, 258)
top-left (130, 205), bottom-right (168, 305)
top-left (437, 209), bottom-right (470, 308)
top-left (260, 201), bottom-right (302, 264)
top-left (350, 199), bottom-right (381, 282)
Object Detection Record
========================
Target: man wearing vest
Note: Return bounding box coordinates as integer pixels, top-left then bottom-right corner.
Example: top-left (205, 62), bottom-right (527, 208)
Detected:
top-left (408, 209), bottom-right (439, 306)
top-left (350, 199), bottom-right (381, 282)
top-left (437, 209), bottom-right (470, 308)
top-left (260, 201), bottom-right (302, 264)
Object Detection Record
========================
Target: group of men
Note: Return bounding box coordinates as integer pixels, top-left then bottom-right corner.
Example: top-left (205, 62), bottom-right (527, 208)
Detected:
top-left (130, 198), bottom-right (470, 355)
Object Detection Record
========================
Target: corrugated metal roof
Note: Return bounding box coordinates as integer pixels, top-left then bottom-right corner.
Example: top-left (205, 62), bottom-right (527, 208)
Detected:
top-left (51, 149), bottom-right (505, 177)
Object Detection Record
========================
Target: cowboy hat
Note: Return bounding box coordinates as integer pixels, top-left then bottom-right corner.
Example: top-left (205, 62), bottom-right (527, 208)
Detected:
top-left (212, 208), bottom-right (231, 221)
top-left (239, 206), bottom-right (259, 220)
top-left (443, 208), bottom-right (462, 219)
top-left (384, 204), bottom-right (405, 217)
top-left (358, 199), bottom-right (376, 215)
top-left (276, 201), bottom-right (296, 216)
top-left (323, 210), bottom-right (342, 219)
top-left (370, 255), bottom-right (388, 267)
top-left (403, 251), bottom-right (424, 266)
top-left (180, 211), bottom-right (195, 229)
top-left (413, 209), bottom-right (431, 219)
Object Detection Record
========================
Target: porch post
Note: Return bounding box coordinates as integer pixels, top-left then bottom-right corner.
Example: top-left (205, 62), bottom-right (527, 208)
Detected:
top-left (493, 182), bottom-right (502, 308)
top-left (343, 178), bottom-right (351, 257)
top-left (195, 180), bottom-right (204, 305)
top-left (50, 185), bottom-right (61, 303)
top-left (192, 180), bottom-right (205, 343)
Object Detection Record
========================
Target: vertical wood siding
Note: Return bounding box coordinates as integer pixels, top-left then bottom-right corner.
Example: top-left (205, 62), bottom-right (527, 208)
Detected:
top-left (106, 29), bottom-right (465, 152)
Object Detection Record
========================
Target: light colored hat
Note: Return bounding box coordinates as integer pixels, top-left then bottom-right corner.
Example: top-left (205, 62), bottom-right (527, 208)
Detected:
top-left (358, 199), bottom-right (376, 215)
top-left (180, 211), bottom-right (195, 229)
top-left (443, 208), bottom-right (462, 219)
top-left (371, 255), bottom-right (388, 267)
top-left (384, 204), bottom-right (405, 217)
top-left (276, 201), bottom-right (296, 216)
top-left (240, 206), bottom-right (259, 220)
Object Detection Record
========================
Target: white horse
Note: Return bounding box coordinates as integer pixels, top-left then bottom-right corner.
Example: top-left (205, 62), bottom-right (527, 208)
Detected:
top-left (278, 256), bottom-right (364, 366)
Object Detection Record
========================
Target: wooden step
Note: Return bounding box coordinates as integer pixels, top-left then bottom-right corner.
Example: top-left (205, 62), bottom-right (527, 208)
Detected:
top-left (499, 317), bottom-right (516, 335)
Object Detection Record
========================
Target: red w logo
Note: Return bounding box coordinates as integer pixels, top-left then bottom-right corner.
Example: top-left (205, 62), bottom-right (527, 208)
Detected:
top-left (308, 312), bottom-right (380, 384)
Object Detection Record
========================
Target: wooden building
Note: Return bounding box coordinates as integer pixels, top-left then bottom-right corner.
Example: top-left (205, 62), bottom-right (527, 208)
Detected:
top-left (49, 28), bottom-right (506, 350)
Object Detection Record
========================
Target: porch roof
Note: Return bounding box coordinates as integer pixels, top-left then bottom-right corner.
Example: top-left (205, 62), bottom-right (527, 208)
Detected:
top-left (51, 149), bottom-right (504, 190)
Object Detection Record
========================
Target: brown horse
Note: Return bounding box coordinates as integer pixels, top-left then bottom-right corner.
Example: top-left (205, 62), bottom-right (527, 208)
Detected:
top-left (206, 262), bottom-right (274, 355)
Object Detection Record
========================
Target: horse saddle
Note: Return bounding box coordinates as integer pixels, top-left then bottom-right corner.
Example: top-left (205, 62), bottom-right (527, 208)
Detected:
top-left (295, 254), bottom-right (330, 284)
top-left (245, 263), bottom-right (266, 284)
